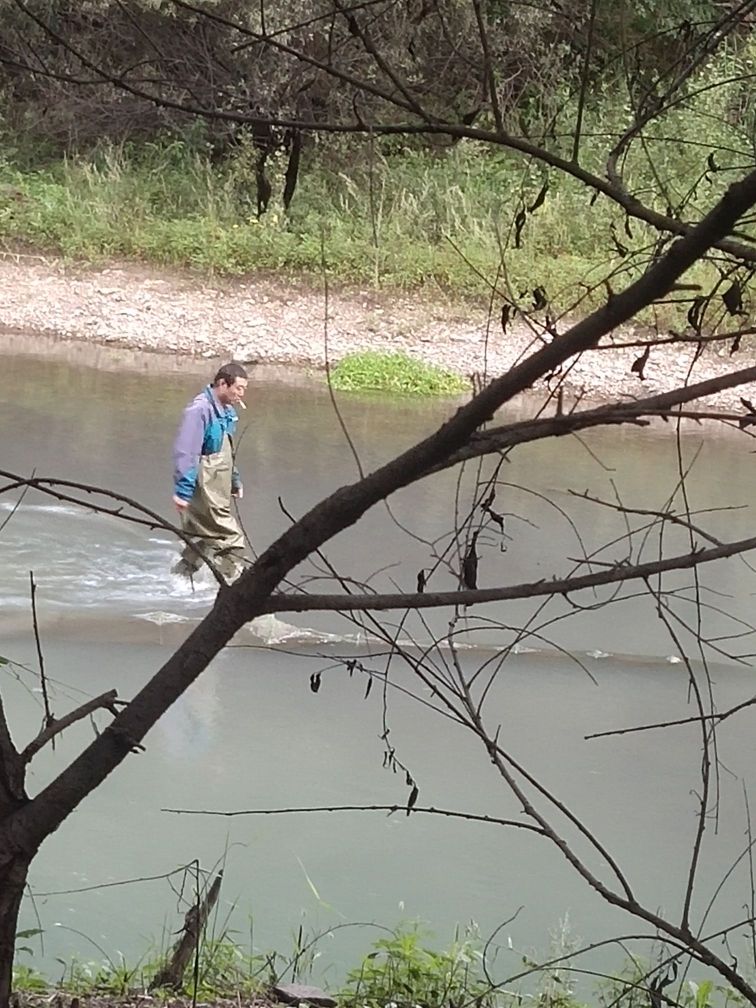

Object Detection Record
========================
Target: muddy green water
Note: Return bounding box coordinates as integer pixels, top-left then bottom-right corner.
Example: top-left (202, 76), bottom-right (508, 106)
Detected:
top-left (2, 343), bottom-right (756, 991)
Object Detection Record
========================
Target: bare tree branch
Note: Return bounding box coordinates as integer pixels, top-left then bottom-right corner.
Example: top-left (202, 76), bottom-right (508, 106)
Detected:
top-left (432, 364), bottom-right (756, 474)
top-left (261, 530), bottom-right (756, 614)
top-left (21, 690), bottom-right (125, 765)
top-left (476, 723), bottom-right (756, 1002)
top-left (606, 0), bottom-right (756, 211)
top-left (160, 802), bottom-right (545, 832)
top-left (333, 0), bottom-right (431, 122)
top-left (571, 0), bottom-right (598, 162)
top-left (586, 694), bottom-right (756, 741)
top-left (471, 0), bottom-right (502, 134)
top-left (28, 572), bottom-right (52, 736)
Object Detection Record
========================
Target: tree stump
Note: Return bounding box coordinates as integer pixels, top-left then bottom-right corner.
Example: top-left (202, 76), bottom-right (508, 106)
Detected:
top-left (150, 872), bottom-right (222, 990)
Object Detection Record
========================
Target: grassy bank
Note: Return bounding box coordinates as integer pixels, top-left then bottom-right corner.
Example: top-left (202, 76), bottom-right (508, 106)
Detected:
top-left (0, 49), bottom-right (754, 328)
top-left (11, 919), bottom-right (734, 1008)
top-left (12, 922), bottom-right (566, 1006)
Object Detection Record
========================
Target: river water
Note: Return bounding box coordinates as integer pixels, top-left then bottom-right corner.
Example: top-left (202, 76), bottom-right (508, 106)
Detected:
top-left (3, 343), bottom-right (756, 993)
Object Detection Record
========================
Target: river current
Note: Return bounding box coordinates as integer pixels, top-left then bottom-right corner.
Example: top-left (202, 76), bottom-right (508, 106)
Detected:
top-left (2, 344), bottom-right (756, 992)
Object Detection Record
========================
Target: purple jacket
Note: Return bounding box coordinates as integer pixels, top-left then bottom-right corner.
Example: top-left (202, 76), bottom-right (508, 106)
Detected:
top-left (173, 386), bottom-right (241, 501)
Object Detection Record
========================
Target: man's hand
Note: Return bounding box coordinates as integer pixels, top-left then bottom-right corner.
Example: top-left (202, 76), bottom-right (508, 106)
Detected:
top-left (232, 486), bottom-right (244, 500)
top-left (173, 495), bottom-right (190, 511)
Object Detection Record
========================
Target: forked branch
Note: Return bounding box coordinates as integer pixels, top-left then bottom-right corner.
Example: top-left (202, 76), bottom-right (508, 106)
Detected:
top-left (22, 690), bottom-right (125, 764)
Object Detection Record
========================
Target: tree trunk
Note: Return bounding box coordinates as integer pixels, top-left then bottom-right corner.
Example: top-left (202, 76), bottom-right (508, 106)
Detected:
top-left (0, 854), bottom-right (31, 1008)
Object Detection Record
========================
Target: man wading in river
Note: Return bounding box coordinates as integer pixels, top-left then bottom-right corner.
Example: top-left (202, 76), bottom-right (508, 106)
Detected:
top-left (172, 362), bottom-right (248, 582)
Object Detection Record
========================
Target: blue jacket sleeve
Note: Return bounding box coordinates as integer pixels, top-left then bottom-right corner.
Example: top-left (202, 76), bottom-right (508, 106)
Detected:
top-left (173, 403), bottom-right (205, 501)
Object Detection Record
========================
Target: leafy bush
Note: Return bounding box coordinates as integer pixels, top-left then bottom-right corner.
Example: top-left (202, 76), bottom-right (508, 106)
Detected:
top-left (340, 924), bottom-right (494, 1008)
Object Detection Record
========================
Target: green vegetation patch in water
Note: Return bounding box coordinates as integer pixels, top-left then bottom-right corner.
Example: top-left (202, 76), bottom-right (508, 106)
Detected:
top-left (329, 351), bottom-right (467, 397)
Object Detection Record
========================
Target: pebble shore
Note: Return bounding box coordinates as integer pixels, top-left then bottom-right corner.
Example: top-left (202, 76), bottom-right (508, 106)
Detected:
top-left (1, 253), bottom-right (754, 412)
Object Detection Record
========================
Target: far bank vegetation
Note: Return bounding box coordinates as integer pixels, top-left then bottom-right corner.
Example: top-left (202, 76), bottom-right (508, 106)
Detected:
top-left (0, 2), bottom-right (754, 331)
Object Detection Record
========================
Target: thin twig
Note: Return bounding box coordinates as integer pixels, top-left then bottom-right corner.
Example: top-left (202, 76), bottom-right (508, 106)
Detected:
top-left (28, 572), bottom-right (52, 734)
top-left (572, 0), bottom-right (599, 162)
top-left (160, 803), bottom-right (545, 832)
top-left (0, 478), bottom-right (32, 537)
top-left (320, 230), bottom-right (365, 478)
top-left (472, 0), bottom-right (503, 134)
top-left (585, 694), bottom-right (756, 740)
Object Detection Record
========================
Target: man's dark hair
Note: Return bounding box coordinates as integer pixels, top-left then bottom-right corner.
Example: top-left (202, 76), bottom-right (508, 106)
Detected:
top-left (213, 362), bottom-right (248, 386)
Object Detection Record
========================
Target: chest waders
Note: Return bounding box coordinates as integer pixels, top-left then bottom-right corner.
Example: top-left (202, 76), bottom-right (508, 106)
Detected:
top-left (179, 432), bottom-right (246, 582)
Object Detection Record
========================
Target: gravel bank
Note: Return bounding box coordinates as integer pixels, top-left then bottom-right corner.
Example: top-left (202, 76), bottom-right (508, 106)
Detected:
top-left (1, 253), bottom-right (754, 411)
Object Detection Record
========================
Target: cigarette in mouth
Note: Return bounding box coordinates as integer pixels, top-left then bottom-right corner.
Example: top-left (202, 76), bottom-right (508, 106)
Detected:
top-left (237, 400), bottom-right (247, 410)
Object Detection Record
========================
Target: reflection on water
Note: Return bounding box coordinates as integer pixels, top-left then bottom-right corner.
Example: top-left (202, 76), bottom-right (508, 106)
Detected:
top-left (2, 351), bottom-right (756, 984)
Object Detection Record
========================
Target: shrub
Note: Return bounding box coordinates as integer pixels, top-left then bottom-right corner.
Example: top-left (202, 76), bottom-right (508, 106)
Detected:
top-left (340, 924), bottom-right (494, 1008)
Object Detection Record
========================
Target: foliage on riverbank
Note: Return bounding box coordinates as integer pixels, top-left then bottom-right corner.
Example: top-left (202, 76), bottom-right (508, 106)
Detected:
top-left (329, 352), bottom-right (468, 396)
top-left (11, 919), bottom-right (741, 1008)
top-left (0, 42), bottom-right (754, 331)
top-left (11, 924), bottom-right (525, 1006)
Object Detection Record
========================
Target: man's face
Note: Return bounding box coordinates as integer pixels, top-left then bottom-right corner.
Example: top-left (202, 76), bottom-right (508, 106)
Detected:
top-left (218, 377), bottom-right (248, 406)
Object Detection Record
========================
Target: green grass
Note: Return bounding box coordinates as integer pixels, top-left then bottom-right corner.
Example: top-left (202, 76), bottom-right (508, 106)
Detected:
top-left (340, 923), bottom-right (495, 1008)
top-left (13, 935), bottom-right (274, 1001)
top-left (329, 351), bottom-right (468, 396)
top-left (9, 921), bottom-right (583, 1007)
top-left (12, 921), bottom-right (744, 1008)
top-left (1, 46), bottom-right (755, 329)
